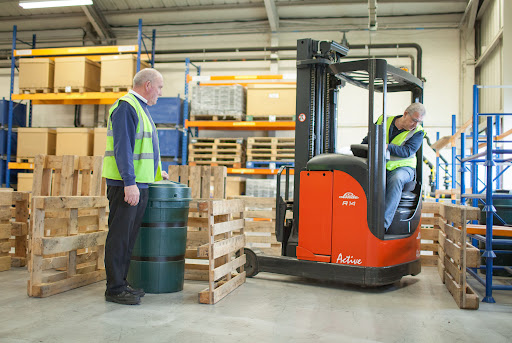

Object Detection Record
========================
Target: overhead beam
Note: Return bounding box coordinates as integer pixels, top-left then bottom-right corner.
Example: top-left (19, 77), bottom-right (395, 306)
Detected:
top-left (368, 0), bottom-right (378, 31)
top-left (263, 0), bottom-right (279, 32)
top-left (81, 3), bottom-right (115, 45)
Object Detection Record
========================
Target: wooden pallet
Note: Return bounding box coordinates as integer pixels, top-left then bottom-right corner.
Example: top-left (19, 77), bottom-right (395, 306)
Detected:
top-left (195, 199), bottom-right (246, 304)
top-left (54, 87), bottom-right (95, 93)
top-left (1, 191), bottom-right (30, 268)
top-left (420, 202), bottom-right (444, 266)
top-left (247, 137), bottom-right (295, 147)
top-left (246, 155), bottom-right (294, 162)
top-left (190, 138), bottom-right (244, 145)
top-left (231, 196), bottom-right (282, 256)
top-left (168, 165), bottom-right (228, 281)
top-left (246, 114), bottom-right (296, 122)
top-left (423, 202), bottom-right (481, 310)
top-left (19, 87), bottom-right (52, 94)
top-left (189, 161), bottom-right (242, 168)
top-left (189, 114), bottom-right (244, 121)
top-left (16, 157), bottom-right (35, 163)
top-left (27, 154), bottom-right (107, 297)
top-left (0, 194), bottom-right (12, 272)
top-left (28, 196), bottom-right (108, 297)
top-left (100, 86), bottom-right (131, 93)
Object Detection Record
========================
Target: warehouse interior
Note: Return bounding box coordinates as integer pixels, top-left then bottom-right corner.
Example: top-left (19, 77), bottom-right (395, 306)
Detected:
top-left (0, 0), bottom-right (511, 342)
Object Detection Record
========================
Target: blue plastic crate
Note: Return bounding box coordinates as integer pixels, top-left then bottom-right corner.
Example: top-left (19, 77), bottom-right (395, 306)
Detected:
top-left (151, 97), bottom-right (183, 125)
top-left (0, 100), bottom-right (27, 127)
top-left (157, 128), bottom-right (182, 157)
top-left (0, 129), bottom-right (17, 156)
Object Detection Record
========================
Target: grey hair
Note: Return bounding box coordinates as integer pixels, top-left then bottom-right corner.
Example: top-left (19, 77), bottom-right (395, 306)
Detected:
top-left (405, 102), bottom-right (426, 117)
top-left (133, 68), bottom-right (162, 87)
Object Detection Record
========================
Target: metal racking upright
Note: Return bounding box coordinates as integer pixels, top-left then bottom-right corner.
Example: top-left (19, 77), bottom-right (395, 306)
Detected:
top-left (460, 84), bottom-right (512, 303)
top-left (5, 19), bottom-right (156, 188)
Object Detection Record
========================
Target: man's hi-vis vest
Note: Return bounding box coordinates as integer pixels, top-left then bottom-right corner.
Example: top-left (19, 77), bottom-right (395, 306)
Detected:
top-left (102, 93), bottom-right (163, 183)
top-left (376, 115), bottom-right (425, 171)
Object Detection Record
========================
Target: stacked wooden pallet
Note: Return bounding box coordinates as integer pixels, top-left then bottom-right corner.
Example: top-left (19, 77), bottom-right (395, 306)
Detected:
top-left (423, 202), bottom-right (481, 309)
top-left (188, 137), bottom-right (245, 168)
top-left (420, 202), bottom-right (443, 266)
top-left (231, 196), bottom-right (281, 256)
top-left (4, 191), bottom-right (30, 268)
top-left (246, 137), bottom-right (294, 169)
top-left (27, 155), bottom-right (108, 298)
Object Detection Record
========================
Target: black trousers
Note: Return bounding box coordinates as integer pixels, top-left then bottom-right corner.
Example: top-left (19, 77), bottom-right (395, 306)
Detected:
top-left (105, 185), bottom-right (149, 294)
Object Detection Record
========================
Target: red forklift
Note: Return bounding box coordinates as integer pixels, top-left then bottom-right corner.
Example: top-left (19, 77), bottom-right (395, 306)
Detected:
top-left (242, 39), bottom-right (424, 286)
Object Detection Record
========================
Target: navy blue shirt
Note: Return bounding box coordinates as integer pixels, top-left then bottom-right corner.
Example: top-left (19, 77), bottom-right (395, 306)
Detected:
top-left (362, 115), bottom-right (423, 158)
top-left (106, 95), bottom-right (160, 189)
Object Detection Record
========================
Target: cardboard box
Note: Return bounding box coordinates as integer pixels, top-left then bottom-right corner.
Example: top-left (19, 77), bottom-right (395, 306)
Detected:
top-left (17, 173), bottom-right (33, 192)
top-left (17, 128), bottom-right (56, 158)
top-left (18, 58), bottom-right (54, 90)
top-left (226, 176), bottom-right (246, 197)
top-left (93, 128), bottom-right (107, 156)
top-left (56, 128), bottom-right (93, 156)
top-left (54, 57), bottom-right (100, 91)
top-left (100, 55), bottom-right (150, 88)
top-left (246, 85), bottom-right (296, 116)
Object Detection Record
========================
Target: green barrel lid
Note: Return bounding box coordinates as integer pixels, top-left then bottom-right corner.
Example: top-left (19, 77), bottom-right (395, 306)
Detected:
top-left (149, 180), bottom-right (191, 201)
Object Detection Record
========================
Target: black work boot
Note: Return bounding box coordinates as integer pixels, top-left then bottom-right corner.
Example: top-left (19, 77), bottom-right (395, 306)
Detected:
top-left (126, 284), bottom-right (145, 297)
top-left (105, 290), bottom-right (141, 305)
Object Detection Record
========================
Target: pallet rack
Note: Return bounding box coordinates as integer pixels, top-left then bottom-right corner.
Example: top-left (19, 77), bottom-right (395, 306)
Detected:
top-left (458, 84), bottom-right (512, 303)
top-left (5, 20), bottom-right (156, 187)
top-left (183, 62), bottom-right (296, 176)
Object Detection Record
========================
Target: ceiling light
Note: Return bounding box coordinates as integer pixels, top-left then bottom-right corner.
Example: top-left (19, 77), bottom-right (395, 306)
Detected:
top-left (20, 0), bottom-right (93, 9)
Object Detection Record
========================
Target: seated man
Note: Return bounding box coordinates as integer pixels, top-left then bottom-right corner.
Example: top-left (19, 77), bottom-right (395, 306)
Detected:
top-left (362, 103), bottom-right (426, 231)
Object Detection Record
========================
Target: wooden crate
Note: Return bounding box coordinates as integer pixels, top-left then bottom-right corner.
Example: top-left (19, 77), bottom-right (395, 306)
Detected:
top-left (0, 191), bottom-right (30, 268)
top-left (425, 202), bottom-right (481, 309)
top-left (188, 137), bottom-right (245, 168)
top-left (168, 165), bottom-right (227, 281)
top-left (27, 154), bottom-right (107, 297)
top-left (195, 199), bottom-right (246, 304)
top-left (231, 196), bottom-right (281, 256)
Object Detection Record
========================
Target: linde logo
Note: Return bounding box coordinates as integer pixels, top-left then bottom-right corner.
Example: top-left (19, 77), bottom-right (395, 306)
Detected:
top-left (336, 253), bottom-right (363, 265)
top-left (339, 192), bottom-right (358, 206)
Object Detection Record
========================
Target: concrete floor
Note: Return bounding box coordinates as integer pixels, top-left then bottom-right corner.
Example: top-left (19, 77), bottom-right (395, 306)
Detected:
top-left (0, 267), bottom-right (511, 343)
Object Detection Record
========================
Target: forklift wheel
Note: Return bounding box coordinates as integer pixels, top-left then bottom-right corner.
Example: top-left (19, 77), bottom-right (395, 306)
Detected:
top-left (238, 248), bottom-right (259, 277)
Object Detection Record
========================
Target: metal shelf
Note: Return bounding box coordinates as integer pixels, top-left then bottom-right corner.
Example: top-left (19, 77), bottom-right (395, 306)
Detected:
top-left (11, 92), bottom-right (125, 105)
top-left (185, 120), bottom-right (295, 131)
top-left (8, 162), bottom-right (33, 170)
top-left (14, 45), bottom-right (138, 57)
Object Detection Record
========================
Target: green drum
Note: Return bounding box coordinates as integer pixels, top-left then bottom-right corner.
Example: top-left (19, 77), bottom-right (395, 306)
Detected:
top-left (127, 180), bottom-right (191, 293)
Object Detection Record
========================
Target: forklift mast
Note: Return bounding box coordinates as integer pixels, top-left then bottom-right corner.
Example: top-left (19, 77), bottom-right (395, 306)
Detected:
top-left (278, 39), bottom-right (348, 257)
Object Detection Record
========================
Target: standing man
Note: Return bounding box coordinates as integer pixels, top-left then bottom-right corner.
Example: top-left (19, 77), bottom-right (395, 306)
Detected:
top-left (362, 102), bottom-right (426, 231)
top-left (102, 68), bottom-right (169, 305)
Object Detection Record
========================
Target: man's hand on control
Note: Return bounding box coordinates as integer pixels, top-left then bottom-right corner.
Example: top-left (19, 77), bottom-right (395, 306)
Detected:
top-left (124, 185), bottom-right (140, 206)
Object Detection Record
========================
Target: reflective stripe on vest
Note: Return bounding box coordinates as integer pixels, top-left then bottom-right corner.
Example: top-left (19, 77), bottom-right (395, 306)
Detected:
top-left (102, 93), bottom-right (163, 183)
top-left (376, 115), bottom-right (424, 171)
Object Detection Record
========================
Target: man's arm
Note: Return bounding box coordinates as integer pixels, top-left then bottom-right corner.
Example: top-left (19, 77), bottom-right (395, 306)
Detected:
top-left (387, 131), bottom-right (424, 158)
top-left (111, 101), bottom-right (138, 186)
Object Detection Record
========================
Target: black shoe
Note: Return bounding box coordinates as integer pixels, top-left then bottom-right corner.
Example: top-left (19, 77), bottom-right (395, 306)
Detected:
top-left (105, 290), bottom-right (141, 305)
top-left (126, 284), bottom-right (145, 297)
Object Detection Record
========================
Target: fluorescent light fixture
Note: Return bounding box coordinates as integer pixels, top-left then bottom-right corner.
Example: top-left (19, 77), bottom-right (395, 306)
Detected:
top-left (20, 0), bottom-right (92, 9)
